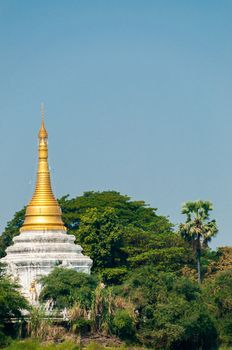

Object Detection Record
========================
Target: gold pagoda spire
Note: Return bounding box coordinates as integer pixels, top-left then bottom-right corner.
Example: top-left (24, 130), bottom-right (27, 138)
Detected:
top-left (20, 107), bottom-right (66, 232)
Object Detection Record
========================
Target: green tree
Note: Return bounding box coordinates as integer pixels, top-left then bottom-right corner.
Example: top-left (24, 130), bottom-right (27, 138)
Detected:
top-left (0, 191), bottom-right (190, 284)
top-left (206, 247), bottom-right (232, 276)
top-left (59, 191), bottom-right (172, 234)
top-left (125, 227), bottom-right (191, 273)
top-left (0, 191), bottom-right (180, 285)
top-left (0, 191), bottom-right (173, 258)
top-left (0, 264), bottom-right (29, 345)
top-left (0, 209), bottom-right (25, 258)
top-left (179, 200), bottom-right (218, 283)
top-left (76, 207), bottom-right (182, 282)
top-left (77, 208), bottom-right (126, 273)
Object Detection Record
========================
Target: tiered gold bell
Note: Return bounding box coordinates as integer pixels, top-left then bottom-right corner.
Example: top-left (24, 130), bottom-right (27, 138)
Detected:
top-left (20, 111), bottom-right (66, 232)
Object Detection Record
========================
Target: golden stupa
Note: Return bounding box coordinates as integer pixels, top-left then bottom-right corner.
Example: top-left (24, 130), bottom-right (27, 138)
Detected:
top-left (20, 108), bottom-right (66, 232)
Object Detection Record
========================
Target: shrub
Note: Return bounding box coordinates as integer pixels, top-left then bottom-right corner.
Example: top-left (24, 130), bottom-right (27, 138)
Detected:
top-left (112, 310), bottom-right (135, 340)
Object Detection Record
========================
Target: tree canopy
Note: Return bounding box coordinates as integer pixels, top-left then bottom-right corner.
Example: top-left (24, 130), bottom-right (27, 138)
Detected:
top-left (0, 192), bottom-right (229, 349)
top-left (0, 191), bottom-right (182, 283)
top-left (0, 191), bottom-right (172, 259)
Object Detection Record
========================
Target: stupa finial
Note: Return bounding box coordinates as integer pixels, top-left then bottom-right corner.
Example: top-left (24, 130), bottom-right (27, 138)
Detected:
top-left (20, 107), bottom-right (66, 232)
top-left (38, 103), bottom-right (48, 139)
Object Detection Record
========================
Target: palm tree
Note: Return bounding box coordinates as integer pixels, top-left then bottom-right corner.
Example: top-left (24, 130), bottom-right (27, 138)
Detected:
top-left (179, 200), bottom-right (218, 284)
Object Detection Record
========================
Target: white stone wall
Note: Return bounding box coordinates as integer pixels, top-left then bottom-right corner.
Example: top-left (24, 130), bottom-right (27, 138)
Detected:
top-left (1, 230), bottom-right (92, 304)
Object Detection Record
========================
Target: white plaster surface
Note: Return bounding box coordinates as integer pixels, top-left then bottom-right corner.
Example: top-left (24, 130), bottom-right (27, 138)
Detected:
top-left (1, 230), bottom-right (92, 304)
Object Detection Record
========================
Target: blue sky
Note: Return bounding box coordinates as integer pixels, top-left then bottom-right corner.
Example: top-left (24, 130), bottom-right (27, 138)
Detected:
top-left (0, 1), bottom-right (231, 248)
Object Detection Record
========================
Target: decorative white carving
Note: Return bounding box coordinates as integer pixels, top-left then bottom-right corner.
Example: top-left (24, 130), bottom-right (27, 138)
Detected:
top-left (29, 280), bottom-right (38, 304)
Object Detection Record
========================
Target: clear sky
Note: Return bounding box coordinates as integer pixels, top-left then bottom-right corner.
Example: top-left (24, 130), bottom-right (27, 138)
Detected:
top-left (0, 1), bottom-right (231, 248)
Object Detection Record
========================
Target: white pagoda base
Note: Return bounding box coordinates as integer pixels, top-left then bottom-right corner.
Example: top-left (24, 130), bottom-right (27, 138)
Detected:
top-left (1, 230), bottom-right (92, 304)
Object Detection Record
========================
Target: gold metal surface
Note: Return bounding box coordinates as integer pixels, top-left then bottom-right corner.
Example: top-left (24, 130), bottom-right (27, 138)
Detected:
top-left (20, 110), bottom-right (66, 232)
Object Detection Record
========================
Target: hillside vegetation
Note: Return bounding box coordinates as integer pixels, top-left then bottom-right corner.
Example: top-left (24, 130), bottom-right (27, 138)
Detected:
top-left (0, 191), bottom-right (231, 350)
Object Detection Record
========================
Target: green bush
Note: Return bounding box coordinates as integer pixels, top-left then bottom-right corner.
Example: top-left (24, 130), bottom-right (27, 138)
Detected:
top-left (112, 310), bottom-right (135, 340)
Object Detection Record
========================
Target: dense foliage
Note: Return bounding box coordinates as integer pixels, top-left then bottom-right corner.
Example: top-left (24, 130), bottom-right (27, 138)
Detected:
top-left (38, 266), bottom-right (230, 350)
top-left (203, 271), bottom-right (232, 346)
top-left (0, 191), bottom-right (187, 284)
top-left (0, 191), bottom-right (231, 349)
top-left (118, 267), bottom-right (218, 350)
top-left (0, 191), bottom-right (171, 260)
